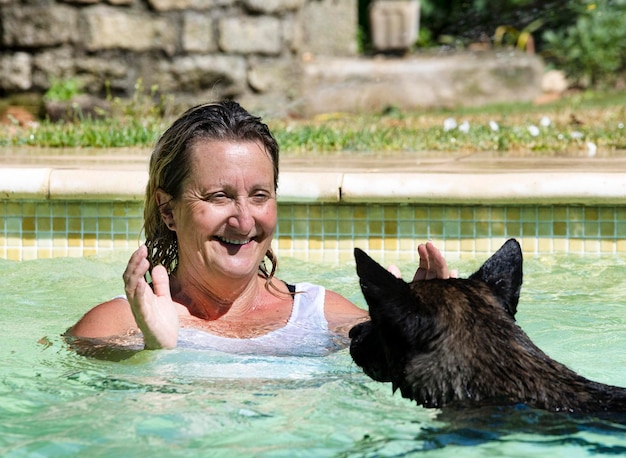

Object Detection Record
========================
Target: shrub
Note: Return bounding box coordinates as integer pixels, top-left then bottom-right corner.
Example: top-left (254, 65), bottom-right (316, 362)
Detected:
top-left (542, 0), bottom-right (626, 88)
top-left (417, 0), bottom-right (576, 51)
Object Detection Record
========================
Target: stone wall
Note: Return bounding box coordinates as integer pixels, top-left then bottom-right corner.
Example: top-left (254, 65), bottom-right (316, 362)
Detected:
top-left (0, 0), bottom-right (358, 117)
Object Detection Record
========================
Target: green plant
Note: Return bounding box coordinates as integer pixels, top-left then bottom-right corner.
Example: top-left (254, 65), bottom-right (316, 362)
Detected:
top-left (43, 77), bottom-right (82, 102)
top-left (106, 79), bottom-right (175, 120)
top-left (542, 0), bottom-right (626, 88)
top-left (494, 19), bottom-right (543, 53)
top-left (418, 0), bottom-right (574, 49)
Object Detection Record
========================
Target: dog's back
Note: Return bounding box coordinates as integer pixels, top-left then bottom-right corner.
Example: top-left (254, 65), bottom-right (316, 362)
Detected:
top-left (350, 239), bottom-right (626, 414)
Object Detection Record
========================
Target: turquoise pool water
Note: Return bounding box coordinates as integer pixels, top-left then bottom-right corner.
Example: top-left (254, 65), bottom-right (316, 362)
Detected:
top-left (2, 251), bottom-right (626, 457)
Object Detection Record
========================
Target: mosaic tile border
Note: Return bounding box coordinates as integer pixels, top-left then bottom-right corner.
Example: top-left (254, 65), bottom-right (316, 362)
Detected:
top-left (1, 200), bottom-right (144, 260)
top-left (2, 200), bottom-right (626, 262)
top-left (276, 203), bottom-right (626, 264)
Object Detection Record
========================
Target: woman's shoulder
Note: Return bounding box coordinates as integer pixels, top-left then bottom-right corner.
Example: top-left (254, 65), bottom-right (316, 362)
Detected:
top-left (287, 281), bottom-right (365, 318)
top-left (68, 296), bottom-right (138, 339)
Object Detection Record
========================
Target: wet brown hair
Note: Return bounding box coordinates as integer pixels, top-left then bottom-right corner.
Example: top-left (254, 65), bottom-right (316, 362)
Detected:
top-left (143, 100), bottom-right (280, 283)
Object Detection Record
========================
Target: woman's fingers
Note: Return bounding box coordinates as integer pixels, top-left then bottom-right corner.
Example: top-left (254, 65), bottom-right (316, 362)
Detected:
top-left (123, 245), bottom-right (150, 300)
top-left (387, 264), bottom-right (402, 279)
top-left (387, 242), bottom-right (454, 282)
top-left (413, 241), bottom-right (451, 281)
top-left (122, 246), bottom-right (178, 349)
top-left (150, 264), bottom-right (171, 299)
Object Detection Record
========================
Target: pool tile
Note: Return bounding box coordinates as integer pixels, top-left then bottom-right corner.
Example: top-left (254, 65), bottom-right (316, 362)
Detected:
top-left (568, 239), bottom-right (584, 253)
top-left (3, 201), bottom-right (626, 261)
top-left (369, 237), bottom-right (383, 250)
top-left (537, 238), bottom-right (552, 252)
top-left (383, 237), bottom-right (398, 251)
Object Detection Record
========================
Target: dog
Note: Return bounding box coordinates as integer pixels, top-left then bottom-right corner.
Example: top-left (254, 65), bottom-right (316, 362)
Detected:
top-left (349, 239), bottom-right (626, 415)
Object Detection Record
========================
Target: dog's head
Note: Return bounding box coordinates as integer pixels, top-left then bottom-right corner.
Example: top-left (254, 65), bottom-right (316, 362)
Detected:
top-left (349, 239), bottom-right (524, 408)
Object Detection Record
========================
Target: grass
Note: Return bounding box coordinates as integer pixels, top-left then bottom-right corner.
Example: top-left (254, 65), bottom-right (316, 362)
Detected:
top-left (7, 118), bottom-right (165, 148)
top-left (1, 90), bottom-right (625, 156)
top-left (270, 90), bottom-right (626, 157)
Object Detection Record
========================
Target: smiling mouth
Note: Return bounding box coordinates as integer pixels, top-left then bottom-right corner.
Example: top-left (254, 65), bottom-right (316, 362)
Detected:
top-left (216, 236), bottom-right (251, 246)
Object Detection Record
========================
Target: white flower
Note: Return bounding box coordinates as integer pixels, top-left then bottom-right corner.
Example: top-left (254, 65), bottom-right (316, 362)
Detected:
top-left (443, 117), bottom-right (457, 132)
top-left (570, 131), bottom-right (584, 139)
top-left (618, 123), bottom-right (624, 129)
top-left (586, 142), bottom-right (597, 157)
top-left (539, 116), bottom-right (551, 127)
top-left (489, 120), bottom-right (499, 131)
top-left (458, 121), bottom-right (470, 133)
top-left (528, 125), bottom-right (540, 137)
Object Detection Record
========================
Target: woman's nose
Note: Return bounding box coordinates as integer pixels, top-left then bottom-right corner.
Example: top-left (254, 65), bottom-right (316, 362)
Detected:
top-left (227, 199), bottom-right (254, 232)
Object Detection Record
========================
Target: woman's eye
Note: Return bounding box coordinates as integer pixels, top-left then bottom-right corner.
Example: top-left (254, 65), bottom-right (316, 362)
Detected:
top-left (251, 192), bottom-right (272, 203)
top-left (205, 193), bottom-right (229, 203)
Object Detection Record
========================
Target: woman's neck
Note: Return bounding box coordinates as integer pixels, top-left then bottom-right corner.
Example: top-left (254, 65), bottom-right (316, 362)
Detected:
top-left (170, 268), bottom-right (263, 321)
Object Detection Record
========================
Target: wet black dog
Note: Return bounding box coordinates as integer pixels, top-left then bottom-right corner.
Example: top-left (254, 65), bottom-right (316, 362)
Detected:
top-left (349, 239), bottom-right (626, 414)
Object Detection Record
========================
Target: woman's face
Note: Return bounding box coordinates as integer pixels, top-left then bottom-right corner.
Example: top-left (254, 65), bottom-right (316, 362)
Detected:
top-left (167, 140), bottom-right (277, 282)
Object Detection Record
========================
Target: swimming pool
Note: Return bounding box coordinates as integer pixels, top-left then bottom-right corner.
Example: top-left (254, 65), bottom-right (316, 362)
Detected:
top-left (2, 251), bottom-right (626, 457)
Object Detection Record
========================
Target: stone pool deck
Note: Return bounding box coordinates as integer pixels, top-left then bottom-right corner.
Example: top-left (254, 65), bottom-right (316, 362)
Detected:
top-left (1, 147), bottom-right (626, 205)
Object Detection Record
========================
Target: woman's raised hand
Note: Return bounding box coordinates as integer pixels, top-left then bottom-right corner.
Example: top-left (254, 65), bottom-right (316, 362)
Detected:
top-left (387, 241), bottom-right (457, 281)
top-left (413, 241), bottom-right (456, 280)
top-left (123, 245), bottom-right (179, 349)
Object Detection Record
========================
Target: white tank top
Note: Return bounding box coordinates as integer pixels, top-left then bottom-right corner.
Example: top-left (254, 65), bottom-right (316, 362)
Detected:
top-left (176, 283), bottom-right (346, 356)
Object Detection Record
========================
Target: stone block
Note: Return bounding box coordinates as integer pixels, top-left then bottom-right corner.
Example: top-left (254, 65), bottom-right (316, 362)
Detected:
top-left (298, 51), bottom-right (544, 116)
top-left (148, 0), bottom-right (194, 10)
top-left (147, 0), bottom-right (234, 11)
top-left (541, 69), bottom-right (568, 93)
top-left (182, 12), bottom-right (217, 53)
top-left (80, 5), bottom-right (177, 55)
top-left (247, 57), bottom-right (296, 93)
top-left (243, 0), bottom-right (304, 14)
top-left (218, 16), bottom-right (282, 55)
top-left (369, 0), bottom-right (420, 52)
top-left (75, 55), bottom-right (130, 93)
top-left (282, 11), bottom-right (303, 52)
top-left (32, 47), bottom-right (76, 89)
top-left (0, 52), bottom-right (32, 91)
top-left (302, 0), bottom-right (358, 56)
top-left (1, 5), bottom-right (78, 47)
top-left (135, 55), bottom-right (176, 92)
top-left (171, 54), bottom-right (247, 96)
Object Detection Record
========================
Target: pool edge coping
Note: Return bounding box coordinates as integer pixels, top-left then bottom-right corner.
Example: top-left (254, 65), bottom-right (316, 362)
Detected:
top-left (2, 167), bottom-right (626, 205)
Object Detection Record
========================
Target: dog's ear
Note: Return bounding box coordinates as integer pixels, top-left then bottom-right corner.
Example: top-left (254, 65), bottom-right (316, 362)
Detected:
top-left (354, 248), bottom-right (413, 319)
top-left (468, 238), bottom-right (523, 317)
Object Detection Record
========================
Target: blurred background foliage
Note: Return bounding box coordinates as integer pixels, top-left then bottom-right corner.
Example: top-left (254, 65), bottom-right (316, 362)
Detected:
top-left (359, 0), bottom-right (626, 89)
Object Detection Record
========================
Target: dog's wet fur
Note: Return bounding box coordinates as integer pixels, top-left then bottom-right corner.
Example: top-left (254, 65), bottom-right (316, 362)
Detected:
top-left (349, 239), bottom-right (626, 415)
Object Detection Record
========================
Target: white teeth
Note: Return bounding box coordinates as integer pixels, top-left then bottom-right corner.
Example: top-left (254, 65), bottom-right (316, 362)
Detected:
top-left (219, 237), bottom-right (250, 245)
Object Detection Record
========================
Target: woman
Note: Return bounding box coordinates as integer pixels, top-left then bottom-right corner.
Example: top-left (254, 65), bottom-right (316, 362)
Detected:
top-left (68, 101), bottom-right (451, 355)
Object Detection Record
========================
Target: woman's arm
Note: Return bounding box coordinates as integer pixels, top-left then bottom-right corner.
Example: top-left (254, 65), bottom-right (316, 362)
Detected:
top-left (69, 297), bottom-right (138, 337)
top-left (324, 290), bottom-right (369, 335)
top-left (69, 245), bottom-right (180, 350)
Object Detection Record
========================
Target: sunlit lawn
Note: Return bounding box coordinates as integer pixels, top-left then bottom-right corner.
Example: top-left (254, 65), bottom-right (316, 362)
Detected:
top-left (271, 90), bottom-right (626, 157)
top-left (1, 90), bottom-right (624, 157)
